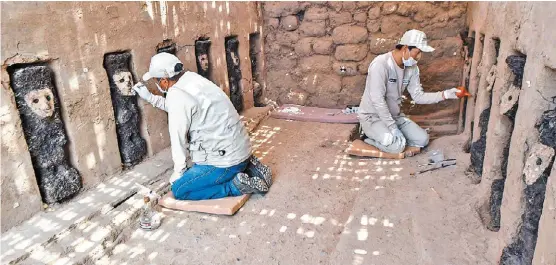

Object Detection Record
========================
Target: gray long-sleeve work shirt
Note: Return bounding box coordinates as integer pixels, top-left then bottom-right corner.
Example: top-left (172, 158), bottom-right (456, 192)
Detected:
top-left (144, 71), bottom-right (252, 182)
top-left (358, 52), bottom-right (444, 128)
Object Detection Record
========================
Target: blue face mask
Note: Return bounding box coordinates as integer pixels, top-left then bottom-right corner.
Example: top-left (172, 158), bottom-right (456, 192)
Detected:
top-left (402, 49), bottom-right (418, 67)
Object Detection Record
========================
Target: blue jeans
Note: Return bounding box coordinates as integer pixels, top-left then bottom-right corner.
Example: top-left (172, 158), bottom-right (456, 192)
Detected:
top-left (171, 160), bottom-right (247, 200)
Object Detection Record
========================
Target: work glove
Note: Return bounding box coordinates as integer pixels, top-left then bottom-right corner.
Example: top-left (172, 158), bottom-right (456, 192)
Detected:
top-left (443, 88), bottom-right (461, 100)
top-left (388, 124), bottom-right (407, 147)
top-left (133, 82), bottom-right (153, 102)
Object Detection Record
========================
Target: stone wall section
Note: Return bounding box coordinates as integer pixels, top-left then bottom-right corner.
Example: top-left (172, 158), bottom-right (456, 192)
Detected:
top-left (262, 1), bottom-right (467, 137)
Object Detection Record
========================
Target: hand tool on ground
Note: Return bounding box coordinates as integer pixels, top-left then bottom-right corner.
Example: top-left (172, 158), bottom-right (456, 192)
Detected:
top-left (418, 158), bottom-right (456, 167)
top-left (410, 161), bottom-right (457, 176)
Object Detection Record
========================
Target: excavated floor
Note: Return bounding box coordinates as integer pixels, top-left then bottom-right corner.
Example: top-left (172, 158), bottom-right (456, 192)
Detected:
top-left (97, 118), bottom-right (494, 265)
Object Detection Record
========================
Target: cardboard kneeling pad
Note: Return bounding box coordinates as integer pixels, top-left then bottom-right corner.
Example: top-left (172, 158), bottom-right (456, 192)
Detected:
top-left (346, 139), bottom-right (421, 159)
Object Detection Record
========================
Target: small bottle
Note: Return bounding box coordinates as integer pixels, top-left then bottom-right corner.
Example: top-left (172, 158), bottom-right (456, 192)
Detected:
top-left (139, 196), bottom-right (153, 230)
top-left (139, 193), bottom-right (162, 230)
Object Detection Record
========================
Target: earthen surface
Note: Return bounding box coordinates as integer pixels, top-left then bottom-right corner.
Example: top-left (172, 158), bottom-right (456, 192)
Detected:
top-left (99, 119), bottom-right (493, 265)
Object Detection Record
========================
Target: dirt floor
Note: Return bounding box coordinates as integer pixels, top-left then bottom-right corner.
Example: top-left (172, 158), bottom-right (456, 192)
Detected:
top-left (99, 118), bottom-right (495, 265)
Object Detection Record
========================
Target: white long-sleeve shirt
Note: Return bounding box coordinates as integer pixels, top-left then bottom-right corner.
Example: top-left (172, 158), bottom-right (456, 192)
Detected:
top-left (145, 71), bottom-right (251, 182)
top-left (358, 52), bottom-right (444, 128)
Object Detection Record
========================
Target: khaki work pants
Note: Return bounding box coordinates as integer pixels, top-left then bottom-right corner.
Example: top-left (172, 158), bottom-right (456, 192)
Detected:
top-left (360, 116), bottom-right (429, 154)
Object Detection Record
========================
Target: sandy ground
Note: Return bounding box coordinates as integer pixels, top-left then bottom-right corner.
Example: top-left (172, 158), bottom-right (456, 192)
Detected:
top-left (100, 118), bottom-right (495, 265)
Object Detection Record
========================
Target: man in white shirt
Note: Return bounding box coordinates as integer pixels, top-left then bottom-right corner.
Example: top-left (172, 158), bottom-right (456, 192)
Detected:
top-left (134, 53), bottom-right (268, 200)
top-left (358, 29), bottom-right (461, 154)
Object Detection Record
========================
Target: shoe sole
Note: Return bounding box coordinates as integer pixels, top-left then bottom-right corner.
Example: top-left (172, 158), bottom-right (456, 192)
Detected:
top-left (236, 172), bottom-right (268, 193)
top-left (246, 155), bottom-right (273, 187)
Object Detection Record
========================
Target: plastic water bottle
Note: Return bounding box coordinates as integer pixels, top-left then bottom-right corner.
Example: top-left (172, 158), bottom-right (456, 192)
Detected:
top-left (139, 195), bottom-right (161, 230)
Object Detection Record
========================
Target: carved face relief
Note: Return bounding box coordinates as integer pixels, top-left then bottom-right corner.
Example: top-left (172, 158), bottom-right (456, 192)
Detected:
top-left (113, 71), bottom-right (134, 96)
top-left (24, 88), bottom-right (55, 118)
top-left (198, 54), bottom-right (209, 71)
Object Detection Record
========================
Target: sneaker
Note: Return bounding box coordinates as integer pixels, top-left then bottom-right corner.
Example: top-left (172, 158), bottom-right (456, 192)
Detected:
top-left (233, 172), bottom-right (269, 194)
top-left (245, 155), bottom-right (273, 187)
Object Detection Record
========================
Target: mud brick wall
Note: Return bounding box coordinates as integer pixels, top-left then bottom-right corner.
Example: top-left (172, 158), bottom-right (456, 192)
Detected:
top-left (1, 1), bottom-right (262, 232)
top-left (464, 2), bottom-right (556, 264)
top-left (261, 1), bottom-right (467, 137)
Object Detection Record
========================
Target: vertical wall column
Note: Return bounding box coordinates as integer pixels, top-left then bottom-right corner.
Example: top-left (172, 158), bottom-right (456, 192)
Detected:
top-left (195, 38), bottom-right (212, 79)
top-left (477, 51), bottom-right (526, 231)
top-left (8, 64), bottom-right (82, 204)
top-left (249, 32), bottom-right (265, 107)
top-left (225, 36), bottom-right (244, 112)
top-left (458, 30), bottom-right (475, 134)
top-left (497, 65), bottom-right (556, 265)
top-left (463, 33), bottom-right (485, 152)
top-left (103, 52), bottom-right (147, 168)
top-left (500, 144), bottom-right (554, 265)
top-left (469, 37), bottom-right (501, 181)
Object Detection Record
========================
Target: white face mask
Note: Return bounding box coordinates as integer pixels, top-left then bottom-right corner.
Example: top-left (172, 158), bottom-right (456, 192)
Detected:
top-left (155, 79), bottom-right (167, 94)
top-left (402, 49), bottom-right (418, 67)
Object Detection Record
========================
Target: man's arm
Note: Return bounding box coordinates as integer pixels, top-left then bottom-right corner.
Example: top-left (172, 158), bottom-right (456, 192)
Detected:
top-left (167, 90), bottom-right (196, 183)
top-left (133, 83), bottom-right (169, 112)
top-left (406, 67), bottom-right (444, 104)
top-left (367, 63), bottom-right (396, 128)
top-left (149, 94), bottom-right (168, 112)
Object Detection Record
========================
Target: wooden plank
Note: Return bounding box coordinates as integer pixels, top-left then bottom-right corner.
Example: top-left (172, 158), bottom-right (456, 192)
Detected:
top-left (158, 192), bottom-right (250, 215)
top-left (345, 139), bottom-right (421, 159)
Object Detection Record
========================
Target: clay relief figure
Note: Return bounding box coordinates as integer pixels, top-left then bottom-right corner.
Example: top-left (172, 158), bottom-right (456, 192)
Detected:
top-left (195, 39), bottom-right (211, 78)
top-left (103, 52), bottom-right (147, 167)
top-left (10, 65), bottom-right (82, 203)
top-left (225, 37), bottom-right (243, 112)
top-left (113, 71), bottom-right (134, 96)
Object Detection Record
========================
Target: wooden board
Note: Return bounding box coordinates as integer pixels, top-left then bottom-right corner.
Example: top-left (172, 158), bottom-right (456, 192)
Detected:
top-left (158, 192), bottom-right (250, 215)
top-left (346, 139), bottom-right (421, 159)
top-left (271, 104), bottom-right (358, 124)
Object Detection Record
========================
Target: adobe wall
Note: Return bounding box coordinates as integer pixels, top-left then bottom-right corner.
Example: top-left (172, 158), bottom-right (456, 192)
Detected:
top-left (463, 2), bottom-right (556, 264)
top-left (1, 1), bottom-right (262, 232)
top-left (261, 1), bottom-right (467, 138)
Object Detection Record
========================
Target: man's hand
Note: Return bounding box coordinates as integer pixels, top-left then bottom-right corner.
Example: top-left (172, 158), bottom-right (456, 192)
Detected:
top-left (133, 82), bottom-right (152, 102)
top-left (442, 88), bottom-right (461, 100)
top-left (387, 124), bottom-right (406, 147)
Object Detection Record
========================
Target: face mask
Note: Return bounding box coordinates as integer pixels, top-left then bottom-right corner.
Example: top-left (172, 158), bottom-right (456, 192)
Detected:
top-left (402, 49), bottom-right (418, 67)
top-left (155, 79), bottom-right (167, 94)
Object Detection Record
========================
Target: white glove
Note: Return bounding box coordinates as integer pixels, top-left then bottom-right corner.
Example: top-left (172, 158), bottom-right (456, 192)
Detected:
top-left (443, 88), bottom-right (461, 100)
top-left (133, 82), bottom-right (152, 102)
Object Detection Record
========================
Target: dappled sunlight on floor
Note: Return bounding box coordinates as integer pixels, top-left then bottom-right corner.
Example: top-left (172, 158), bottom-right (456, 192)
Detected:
top-left (99, 119), bottom-right (482, 265)
top-left (19, 119), bottom-right (491, 264)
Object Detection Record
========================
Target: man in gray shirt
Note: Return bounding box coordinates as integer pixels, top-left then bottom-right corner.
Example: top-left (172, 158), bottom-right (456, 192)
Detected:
top-left (134, 53), bottom-right (269, 200)
top-left (358, 29), bottom-right (461, 154)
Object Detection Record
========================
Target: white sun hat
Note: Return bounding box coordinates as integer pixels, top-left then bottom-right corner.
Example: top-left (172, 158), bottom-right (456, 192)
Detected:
top-left (398, 29), bottom-right (435, 52)
top-left (142, 52), bottom-right (183, 81)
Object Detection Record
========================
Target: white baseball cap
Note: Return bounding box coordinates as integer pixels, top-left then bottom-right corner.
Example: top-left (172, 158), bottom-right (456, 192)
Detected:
top-left (398, 29), bottom-right (435, 52)
top-left (142, 52), bottom-right (183, 81)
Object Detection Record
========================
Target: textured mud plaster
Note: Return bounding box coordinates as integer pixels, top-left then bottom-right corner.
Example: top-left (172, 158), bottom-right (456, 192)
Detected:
top-left (500, 144), bottom-right (555, 265)
top-left (487, 87), bottom-right (522, 231)
top-left (195, 38), bottom-right (211, 79)
top-left (156, 41), bottom-right (177, 55)
top-left (225, 36), bottom-right (243, 112)
top-left (103, 52), bottom-right (147, 167)
top-left (9, 65), bottom-right (82, 204)
top-left (506, 54), bottom-right (526, 88)
top-left (249, 33), bottom-right (265, 107)
top-left (470, 91), bottom-right (493, 177)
